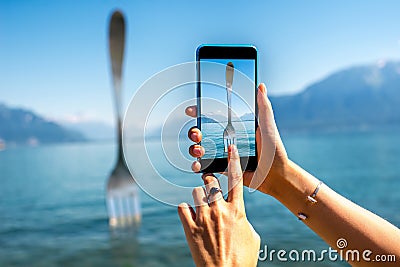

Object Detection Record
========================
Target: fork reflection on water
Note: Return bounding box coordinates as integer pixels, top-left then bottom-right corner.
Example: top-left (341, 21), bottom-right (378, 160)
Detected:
top-left (106, 183), bottom-right (141, 227)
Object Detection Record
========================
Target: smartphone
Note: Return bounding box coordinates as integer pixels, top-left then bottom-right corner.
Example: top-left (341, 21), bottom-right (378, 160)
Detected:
top-left (196, 45), bottom-right (258, 173)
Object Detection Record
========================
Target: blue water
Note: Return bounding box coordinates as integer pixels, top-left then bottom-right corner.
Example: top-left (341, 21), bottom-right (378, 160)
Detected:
top-left (202, 121), bottom-right (256, 159)
top-left (0, 131), bottom-right (399, 266)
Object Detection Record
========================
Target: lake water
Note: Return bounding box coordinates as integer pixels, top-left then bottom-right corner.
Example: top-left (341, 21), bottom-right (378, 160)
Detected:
top-left (202, 121), bottom-right (255, 159)
top-left (1, 131), bottom-right (399, 267)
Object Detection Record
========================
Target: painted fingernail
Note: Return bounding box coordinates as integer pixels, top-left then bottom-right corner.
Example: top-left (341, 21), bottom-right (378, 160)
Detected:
top-left (185, 107), bottom-right (193, 115)
top-left (228, 145), bottom-right (236, 162)
top-left (258, 83), bottom-right (266, 95)
top-left (228, 144), bottom-right (237, 153)
top-left (193, 147), bottom-right (201, 155)
top-left (190, 132), bottom-right (198, 141)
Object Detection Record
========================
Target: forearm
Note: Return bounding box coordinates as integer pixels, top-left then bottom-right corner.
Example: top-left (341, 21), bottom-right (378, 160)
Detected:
top-left (269, 160), bottom-right (400, 266)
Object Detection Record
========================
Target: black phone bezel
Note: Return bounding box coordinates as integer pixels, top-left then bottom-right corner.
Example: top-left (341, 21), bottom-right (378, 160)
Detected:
top-left (196, 45), bottom-right (258, 173)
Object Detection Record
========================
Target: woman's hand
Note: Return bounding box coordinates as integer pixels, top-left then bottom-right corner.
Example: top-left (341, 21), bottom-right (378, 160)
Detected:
top-left (178, 145), bottom-right (260, 267)
top-left (187, 83), bottom-right (289, 195)
top-left (185, 84), bottom-right (400, 267)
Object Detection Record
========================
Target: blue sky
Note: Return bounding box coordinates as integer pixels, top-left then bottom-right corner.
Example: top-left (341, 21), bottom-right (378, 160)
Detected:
top-left (200, 59), bottom-right (255, 118)
top-left (1, 0), bottom-right (400, 126)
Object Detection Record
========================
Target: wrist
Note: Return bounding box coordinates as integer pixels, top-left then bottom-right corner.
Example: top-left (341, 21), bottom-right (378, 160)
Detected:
top-left (267, 160), bottom-right (320, 213)
top-left (267, 160), bottom-right (317, 198)
top-left (264, 158), bottom-right (292, 197)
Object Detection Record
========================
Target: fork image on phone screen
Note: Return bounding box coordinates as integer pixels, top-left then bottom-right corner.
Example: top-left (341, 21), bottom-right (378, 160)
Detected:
top-left (223, 62), bottom-right (236, 153)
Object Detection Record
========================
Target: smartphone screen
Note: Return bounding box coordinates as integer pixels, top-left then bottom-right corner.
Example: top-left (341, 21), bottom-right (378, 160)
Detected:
top-left (196, 45), bottom-right (258, 172)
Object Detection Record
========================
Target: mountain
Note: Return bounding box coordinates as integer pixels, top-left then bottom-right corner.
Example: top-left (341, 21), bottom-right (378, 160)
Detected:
top-left (240, 113), bottom-right (255, 121)
top-left (0, 104), bottom-right (86, 146)
top-left (3, 61), bottom-right (399, 146)
top-left (201, 113), bottom-right (255, 123)
top-left (270, 61), bottom-right (400, 132)
top-left (200, 115), bottom-right (219, 123)
top-left (61, 121), bottom-right (115, 141)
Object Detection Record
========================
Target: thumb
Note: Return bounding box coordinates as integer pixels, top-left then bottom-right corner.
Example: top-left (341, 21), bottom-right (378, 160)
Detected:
top-left (248, 83), bottom-right (277, 191)
top-left (257, 83), bottom-right (276, 135)
top-left (227, 144), bottom-right (244, 203)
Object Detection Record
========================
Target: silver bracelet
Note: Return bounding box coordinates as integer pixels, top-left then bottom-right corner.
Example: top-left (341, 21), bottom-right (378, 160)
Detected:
top-left (307, 181), bottom-right (323, 204)
top-left (297, 181), bottom-right (323, 221)
top-left (297, 212), bottom-right (308, 220)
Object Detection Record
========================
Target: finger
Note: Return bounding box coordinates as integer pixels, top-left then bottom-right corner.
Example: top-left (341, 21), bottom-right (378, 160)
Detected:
top-left (243, 170), bottom-right (254, 188)
top-left (227, 144), bottom-right (244, 203)
top-left (191, 161), bottom-right (201, 173)
top-left (257, 83), bottom-right (276, 136)
top-left (189, 144), bottom-right (205, 158)
top-left (248, 84), bottom-right (277, 191)
top-left (192, 186), bottom-right (208, 219)
top-left (188, 127), bottom-right (202, 143)
top-left (178, 203), bottom-right (196, 232)
top-left (185, 105), bottom-right (197, 118)
top-left (202, 173), bottom-right (224, 206)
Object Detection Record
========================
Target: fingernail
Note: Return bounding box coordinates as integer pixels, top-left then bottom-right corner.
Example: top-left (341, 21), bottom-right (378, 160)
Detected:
top-left (179, 202), bottom-right (188, 209)
top-left (190, 132), bottom-right (198, 140)
top-left (228, 144), bottom-right (237, 153)
top-left (258, 83), bottom-right (266, 95)
top-left (202, 173), bottom-right (214, 179)
top-left (185, 107), bottom-right (193, 115)
top-left (193, 147), bottom-right (201, 155)
top-left (228, 145), bottom-right (237, 162)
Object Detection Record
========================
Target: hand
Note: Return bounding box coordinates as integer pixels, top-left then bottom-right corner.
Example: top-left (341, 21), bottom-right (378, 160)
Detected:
top-left (187, 83), bottom-right (289, 195)
top-left (178, 145), bottom-right (260, 267)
